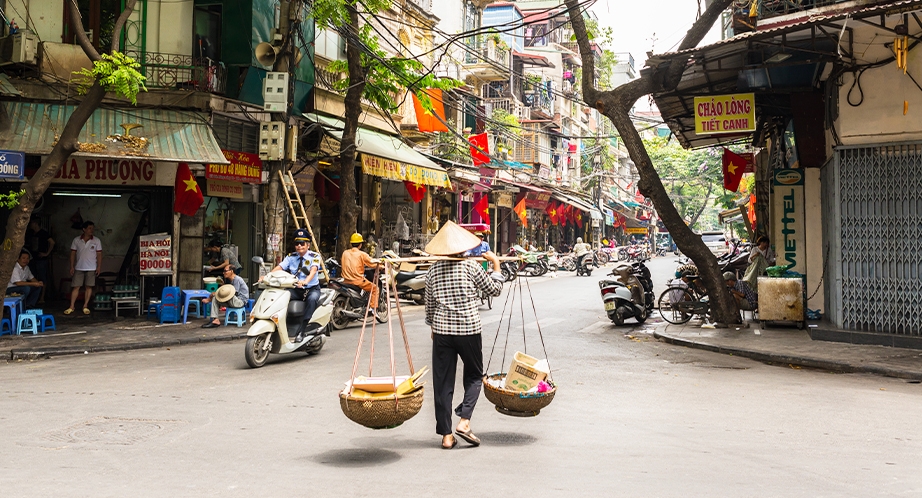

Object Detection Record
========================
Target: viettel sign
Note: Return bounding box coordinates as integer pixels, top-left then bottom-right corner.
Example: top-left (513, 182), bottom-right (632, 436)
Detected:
top-left (694, 93), bottom-right (756, 135)
top-left (774, 169), bottom-right (804, 186)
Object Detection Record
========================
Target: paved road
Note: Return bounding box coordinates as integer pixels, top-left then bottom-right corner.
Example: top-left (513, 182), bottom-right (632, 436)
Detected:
top-left (3, 262), bottom-right (921, 497)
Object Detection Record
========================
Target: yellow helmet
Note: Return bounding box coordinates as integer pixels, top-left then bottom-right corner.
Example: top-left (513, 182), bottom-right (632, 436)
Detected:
top-left (350, 233), bottom-right (364, 244)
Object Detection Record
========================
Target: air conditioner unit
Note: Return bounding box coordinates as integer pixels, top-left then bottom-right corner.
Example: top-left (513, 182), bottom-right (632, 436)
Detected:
top-left (0, 31), bottom-right (38, 65)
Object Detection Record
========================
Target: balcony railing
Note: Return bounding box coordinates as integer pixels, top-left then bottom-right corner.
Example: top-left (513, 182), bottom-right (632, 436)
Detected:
top-left (483, 97), bottom-right (527, 121)
top-left (734, 0), bottom-right (866, 21)
top-left (126, 51), bottom-right (226, 94)
top-left (464, 38), bottom-right (510, 68)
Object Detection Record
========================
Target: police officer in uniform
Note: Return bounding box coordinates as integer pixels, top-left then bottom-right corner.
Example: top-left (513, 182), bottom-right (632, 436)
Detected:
top-left (270, 229), bottom-right (322, 340)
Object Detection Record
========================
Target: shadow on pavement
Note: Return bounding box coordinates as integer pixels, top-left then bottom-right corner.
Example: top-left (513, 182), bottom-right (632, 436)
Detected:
top-left (312, 448), bottom-right (402, 467)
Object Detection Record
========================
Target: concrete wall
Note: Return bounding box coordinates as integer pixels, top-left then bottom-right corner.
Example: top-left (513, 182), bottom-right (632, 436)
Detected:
top-left (837, 20), bottom-right (922, 145)
top-left (804, 168), bottom-right (824, 311)
top-left (145, 0), bottom-right (194, 56)
top-left (8, 0), bottom-right (63, 42)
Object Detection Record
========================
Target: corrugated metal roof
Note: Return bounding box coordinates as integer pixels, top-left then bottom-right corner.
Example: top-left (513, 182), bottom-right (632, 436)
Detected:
top-left (0, 102), bottom-right (228, 164)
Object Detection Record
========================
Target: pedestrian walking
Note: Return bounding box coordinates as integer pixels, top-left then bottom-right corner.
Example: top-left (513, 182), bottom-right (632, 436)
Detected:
top-left (424, 221), bottom-right (504, 449)
top-left (66, 221), bottom-right (101, 315)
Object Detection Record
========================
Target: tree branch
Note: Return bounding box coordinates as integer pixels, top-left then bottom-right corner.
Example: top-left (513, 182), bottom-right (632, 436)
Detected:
top-left (664, 0), bottom-right (735, 90)
top-left (111, 0), bottom-right (140, 53)
top-left (67, 0), bottom-right (102, 62)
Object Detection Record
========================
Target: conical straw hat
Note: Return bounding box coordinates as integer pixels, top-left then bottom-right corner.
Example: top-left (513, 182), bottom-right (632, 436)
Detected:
top-left (215, 284), bottom-right (236, 301)
top-left (425, 220), bottom-right (482, 256)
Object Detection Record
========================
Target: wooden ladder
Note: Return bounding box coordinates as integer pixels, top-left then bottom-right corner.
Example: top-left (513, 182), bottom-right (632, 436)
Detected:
top-left (279, 170), bottom-right (329, 281)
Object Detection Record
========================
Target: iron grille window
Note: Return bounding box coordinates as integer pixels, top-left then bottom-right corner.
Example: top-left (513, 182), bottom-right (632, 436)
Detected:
top-left (212, 114), bottom-right (259, 154)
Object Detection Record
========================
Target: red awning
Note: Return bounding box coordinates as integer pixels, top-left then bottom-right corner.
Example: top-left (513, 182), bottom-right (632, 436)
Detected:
top-left (512, 51), bottom-right (554, 68)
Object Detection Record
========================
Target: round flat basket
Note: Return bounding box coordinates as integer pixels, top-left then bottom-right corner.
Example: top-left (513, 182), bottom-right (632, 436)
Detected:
top-left (339, 387), bottom-right (425, 430)
top-left (482, 373), bottom-right (556, 417)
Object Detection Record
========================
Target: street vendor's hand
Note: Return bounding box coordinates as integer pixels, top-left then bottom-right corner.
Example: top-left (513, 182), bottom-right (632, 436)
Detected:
top-left (483, 251), bottom-right (501, 273)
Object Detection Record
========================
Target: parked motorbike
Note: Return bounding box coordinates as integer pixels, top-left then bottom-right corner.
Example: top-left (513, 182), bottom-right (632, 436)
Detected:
top-left (244, 258), bottom-right (335, 368)
top-left (598, 259), bottom-right (655, 325)
top-left (324, 258), bottom-right (390, 330)
top-left (558, 252), bottom-right (577, 272)
top-left (381, 250), bottom-right (427, 305)
top-left (508, 245), bottom-right (549, 276)
top-left (500, 260), bottom-right (519, 281)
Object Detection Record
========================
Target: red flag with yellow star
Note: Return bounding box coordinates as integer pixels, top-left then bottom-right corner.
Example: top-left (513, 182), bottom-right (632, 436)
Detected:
top-left (404, 181), bottom-right (426, 203)
top-left (174, 162), bottom-right (203, 216)
top-left (545, 201), bottom-right (558, 225)
top-left (513, 197), bottom-right (528, 227)
top-left (473, 194), bottom-right (490, 224)
top-left (722, 148), bottom-right (746, 192)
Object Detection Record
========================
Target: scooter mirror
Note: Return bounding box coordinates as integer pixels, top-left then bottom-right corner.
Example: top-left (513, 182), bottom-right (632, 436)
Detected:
top-left (252, 256), bottom-right (265, 264)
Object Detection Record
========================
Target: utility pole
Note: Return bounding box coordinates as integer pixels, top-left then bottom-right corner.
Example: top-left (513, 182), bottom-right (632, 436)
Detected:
top-left (264, 0), bottom-right (299, 265)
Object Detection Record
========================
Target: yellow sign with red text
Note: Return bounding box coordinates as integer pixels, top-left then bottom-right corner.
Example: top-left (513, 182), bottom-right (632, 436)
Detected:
top-left (694, 93), bottom-right (756, 135)
top-left (361, 154), bottom-right (451, 188)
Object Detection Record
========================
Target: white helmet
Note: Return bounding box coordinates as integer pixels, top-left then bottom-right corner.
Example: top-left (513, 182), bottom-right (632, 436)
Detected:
top-left (576, 237), bottom-right (583, 243)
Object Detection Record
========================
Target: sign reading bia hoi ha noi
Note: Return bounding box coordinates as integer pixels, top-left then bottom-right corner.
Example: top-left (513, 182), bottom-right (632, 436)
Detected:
top-left (694, 93), bottom-right (756, 135)
top-left (206, 150), bottom-right (263, 184)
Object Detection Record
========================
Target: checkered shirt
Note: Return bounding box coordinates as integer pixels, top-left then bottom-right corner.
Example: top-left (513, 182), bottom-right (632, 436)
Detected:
top-left (735, 280), bottom-right (758, 306)
top-left (425, 260), bottom-right (503, 335)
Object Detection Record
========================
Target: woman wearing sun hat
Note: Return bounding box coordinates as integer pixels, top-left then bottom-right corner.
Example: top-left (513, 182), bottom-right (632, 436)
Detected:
top-left (424, 221), bottom-right (504, 449)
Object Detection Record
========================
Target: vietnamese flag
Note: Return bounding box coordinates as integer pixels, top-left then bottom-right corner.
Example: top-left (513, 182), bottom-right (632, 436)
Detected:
top-left (469, 133), bottom-right (490, 166)
top-left (575, 211), bottom-right (583, 229)
top-left (474, 194), bottom-right (490, 224)
top-left (174, 162), bottom-right (204, 216)
top-left (404, 181), bottom-right (426, 203)
top-left (411, 89), bottom-right (450, 133)
top-left (722, 148), bottom-right (746, 192)
top-left (545, 201), bottom-right (558, 225)
top-left (558, 204), bottom-right (568, 226)
top-left (513, 197), bottom-right (528, 227)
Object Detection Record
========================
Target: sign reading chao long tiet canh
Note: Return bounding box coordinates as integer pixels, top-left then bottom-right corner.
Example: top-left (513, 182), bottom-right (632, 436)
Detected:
top-left (694, 93), bottom-right (756, 135)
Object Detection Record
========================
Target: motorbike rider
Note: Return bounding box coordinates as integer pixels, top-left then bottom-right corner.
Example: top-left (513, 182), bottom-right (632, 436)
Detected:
top-left (573, 237), bottom-right (592, 268)
top-left (270, 229), bottom-right (322, 340)
top-left (341, 233), bottom-right (383, 311)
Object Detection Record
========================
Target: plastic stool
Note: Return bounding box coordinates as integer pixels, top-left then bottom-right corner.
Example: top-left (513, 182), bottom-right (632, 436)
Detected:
top-left (225, 307), bottom-right (246, 327)
top-left (146, 302), bottom-right (161, 319)
top-left (37, 314), bottom-right (56, 332)
top-left (245, 299), bottom-right (255, 313)
top-left (17, 314), bottom-right (39, 335)
top-left (186, 299), bottom-right (202, 319)
top-left (1, 318), bottom-right (11, 336)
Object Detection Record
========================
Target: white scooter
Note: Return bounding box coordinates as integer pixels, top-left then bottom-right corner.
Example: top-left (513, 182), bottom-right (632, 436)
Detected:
top-left (244, 258), bottom-right (335, 368)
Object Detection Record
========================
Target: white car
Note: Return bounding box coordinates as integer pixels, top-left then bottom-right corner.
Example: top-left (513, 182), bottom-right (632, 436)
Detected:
top-left (699, 231), bottom-right (728, 256)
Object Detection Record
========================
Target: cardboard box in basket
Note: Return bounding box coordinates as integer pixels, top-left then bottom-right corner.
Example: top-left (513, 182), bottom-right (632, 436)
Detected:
top-left (505, 352), bottom-right (549, 391)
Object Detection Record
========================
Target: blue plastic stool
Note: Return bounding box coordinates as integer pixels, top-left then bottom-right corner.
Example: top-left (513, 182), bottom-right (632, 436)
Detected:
top-left (17, 314), bottom-right (39, 335)
top-left (245, 299), bottom-right (255, 313)
top-left (146, 302), bottom-right (161, 319)
top-left (225, 307), bottom-right (246, 327)
top-left (37, 314), bottom-right (56, 332)
top-left (1, 318), bottom-right (11, 336)
top-left (186, 299), bottom-right (202, 319)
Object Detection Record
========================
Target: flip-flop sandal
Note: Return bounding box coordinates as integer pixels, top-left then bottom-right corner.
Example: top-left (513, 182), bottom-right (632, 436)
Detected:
top-left (63, 308), bottom-right (74, 315)
top-left (83, 308), bottom-right (91, 315)
top-left (441, 436), bottom-right (458, 450)
top-left (455, 429), bottom-right (481, 447)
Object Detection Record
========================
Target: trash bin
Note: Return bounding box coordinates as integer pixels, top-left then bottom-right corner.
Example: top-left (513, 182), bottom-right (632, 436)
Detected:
top-left (757, 274), bottom-right (806, 329)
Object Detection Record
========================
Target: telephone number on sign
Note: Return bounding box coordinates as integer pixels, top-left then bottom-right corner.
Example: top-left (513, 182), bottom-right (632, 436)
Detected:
top-left (140, 260), bottom-right (172, 270)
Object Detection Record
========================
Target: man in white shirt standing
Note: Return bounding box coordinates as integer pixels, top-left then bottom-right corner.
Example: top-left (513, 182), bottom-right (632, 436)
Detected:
top-left (66, 221), bottom-right (102, 315)
top-left (7, 251), bottom-right (43, 309)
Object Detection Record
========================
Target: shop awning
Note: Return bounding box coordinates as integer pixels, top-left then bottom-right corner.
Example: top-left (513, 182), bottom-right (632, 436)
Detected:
top-left (0, 102), bottom-right (229, 164)
top-left (307, 113), bottom-right (450, 188)
top-left (512, 51), bottom-right (554, 68)
top-left (552, 190), bottom-right (602, 220)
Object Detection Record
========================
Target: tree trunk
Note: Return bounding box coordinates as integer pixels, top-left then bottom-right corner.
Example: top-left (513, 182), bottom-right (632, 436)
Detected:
top-left (0, 1), bottom-right (136, 302)
top-left (687, 180), bottom-right (714, 228)
top-left (565, 0), bottom-right (740, 324)
top-left (336, 4), bottom-right (366, 258)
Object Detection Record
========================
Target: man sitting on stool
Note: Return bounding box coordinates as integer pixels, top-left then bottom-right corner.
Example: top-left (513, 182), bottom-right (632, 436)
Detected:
top-left (7, 251), bottom-right (43, 309)
top-left (201, 266), bottom-right (249, 328)
top-left (724, 271), bottom-right (757, 312)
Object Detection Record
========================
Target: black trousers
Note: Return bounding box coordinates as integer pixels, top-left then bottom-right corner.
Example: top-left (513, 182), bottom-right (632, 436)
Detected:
top-left (432, 333), bottom-right (483, 436)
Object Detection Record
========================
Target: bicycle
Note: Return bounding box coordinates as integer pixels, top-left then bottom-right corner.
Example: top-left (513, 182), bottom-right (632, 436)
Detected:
top-left (657, 276), bottom-right (710, 325)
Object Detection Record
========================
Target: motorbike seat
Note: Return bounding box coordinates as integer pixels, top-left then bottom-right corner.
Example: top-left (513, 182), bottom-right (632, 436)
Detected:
top-left (340, 281), bottom-right (364, 292)
top-left (395, 271), bottom-right (425, 283)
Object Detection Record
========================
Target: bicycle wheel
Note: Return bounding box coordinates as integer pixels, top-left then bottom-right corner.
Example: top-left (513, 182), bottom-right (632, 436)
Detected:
top-left (658, 287), bottom-right (695, 325)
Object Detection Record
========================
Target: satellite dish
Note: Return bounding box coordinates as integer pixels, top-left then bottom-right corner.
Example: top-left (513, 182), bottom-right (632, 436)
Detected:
top-left (255, 42), bottom-right (279, 66)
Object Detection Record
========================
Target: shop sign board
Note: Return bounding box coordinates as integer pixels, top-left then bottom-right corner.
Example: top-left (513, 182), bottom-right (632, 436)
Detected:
top-left (694, 93), bottom-right (755, 135)
top-left (52, 158), bottom-right (158, 185)
top-left (625, 227), bottom-right (648, 235)
top-left (139, 233), bottom-right (172, 275)
top-left (495, 192), bottom-right (513, 208)
top-left (772, 169), bottom-right (806, 274)
top-left (361, 154), bottom-right (451, 188)
top-left (207, 178), bottom-right (245, 199)
top-left (206, 150), bottom-right (262, 184)
top-left (516, 191), bottom-right (551, 210)
top-left (0, 150), bottom-right (25, 180)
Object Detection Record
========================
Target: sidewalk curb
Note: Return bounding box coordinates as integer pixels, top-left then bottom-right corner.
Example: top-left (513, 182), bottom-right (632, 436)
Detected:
top-left (8, 333), bottom-right (247, 360)
top-left (653, 329), bottom-right (922, 381)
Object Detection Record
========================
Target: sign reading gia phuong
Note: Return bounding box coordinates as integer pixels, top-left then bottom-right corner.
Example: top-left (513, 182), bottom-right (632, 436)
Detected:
top-left (361, 154), bottom-right (451, 188)
top-left (694, 93), bottom-right (756, 135)
top-left (0, 150), bottom-right (25, 180)
top-left (206, 150), bottom-right (262, 184)
top-left (139, 233), bottom-right (172, 275)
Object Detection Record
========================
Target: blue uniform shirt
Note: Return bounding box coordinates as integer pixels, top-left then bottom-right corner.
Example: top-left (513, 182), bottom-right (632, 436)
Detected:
top-left (280, 251), bottom-right (321, 287)
top-left (464, 241), bottom-right (491, 257)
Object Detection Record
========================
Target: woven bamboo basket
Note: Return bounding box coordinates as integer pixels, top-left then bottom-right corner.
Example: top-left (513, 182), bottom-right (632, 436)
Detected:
top-left (482, 373), bottom-right (556, 417)
top-left (339, 387), bottom-right (425, 429)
